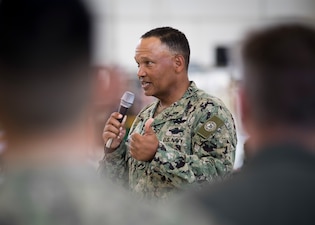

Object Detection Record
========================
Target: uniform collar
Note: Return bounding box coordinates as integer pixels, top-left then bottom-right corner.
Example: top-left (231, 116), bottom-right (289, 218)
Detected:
top-left (150, 81), bottom-right (198, 126)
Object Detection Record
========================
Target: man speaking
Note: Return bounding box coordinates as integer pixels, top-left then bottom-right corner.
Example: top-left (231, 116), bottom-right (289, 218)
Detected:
top-left (99, 27), bottom-right (237, 200)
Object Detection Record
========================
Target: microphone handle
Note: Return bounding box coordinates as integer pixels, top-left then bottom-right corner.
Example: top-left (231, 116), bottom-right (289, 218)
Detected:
top-left (118, 105), bottom-right (128, 123)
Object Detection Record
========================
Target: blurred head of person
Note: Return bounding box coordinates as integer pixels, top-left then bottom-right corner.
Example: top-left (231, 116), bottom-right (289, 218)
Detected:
top-left (135, 27), bottom-right (190, 102)
top-left (239, 21), bottom-right (315, 155)
top-left (0, 0), bottom-right (92, 139)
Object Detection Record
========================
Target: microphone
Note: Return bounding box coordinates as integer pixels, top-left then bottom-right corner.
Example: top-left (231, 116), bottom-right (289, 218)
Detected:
top-left (105, 91), bottom-right (135, 149)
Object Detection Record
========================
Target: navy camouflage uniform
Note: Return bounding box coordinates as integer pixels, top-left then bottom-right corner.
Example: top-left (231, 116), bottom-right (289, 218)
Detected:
top-left (99, 81), bottom-right (237, 200)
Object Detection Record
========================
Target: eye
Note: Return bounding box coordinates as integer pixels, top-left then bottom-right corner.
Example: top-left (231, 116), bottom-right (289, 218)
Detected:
top-left (145, 61), bottom-right (153, 66)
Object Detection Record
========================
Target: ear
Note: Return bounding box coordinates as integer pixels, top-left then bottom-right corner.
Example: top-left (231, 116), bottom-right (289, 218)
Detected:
top-left (173, 54), bottom-right (185, 73)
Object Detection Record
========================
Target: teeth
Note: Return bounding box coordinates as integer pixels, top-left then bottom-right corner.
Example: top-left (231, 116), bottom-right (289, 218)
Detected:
top-left (142, 82), bottom-right (150, 88)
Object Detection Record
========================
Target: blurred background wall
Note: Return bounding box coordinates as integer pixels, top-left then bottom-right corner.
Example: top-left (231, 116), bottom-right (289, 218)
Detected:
top-left (90, 0), bottom-right (315, 70)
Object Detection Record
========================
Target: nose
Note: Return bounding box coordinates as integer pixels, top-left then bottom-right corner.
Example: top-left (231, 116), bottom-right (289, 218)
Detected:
top-left (137, 65), bottom-right (146, 77)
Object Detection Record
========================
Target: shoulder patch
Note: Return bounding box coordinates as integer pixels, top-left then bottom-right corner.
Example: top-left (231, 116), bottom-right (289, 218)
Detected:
top-left (197, 115), bottom-right (224, 139)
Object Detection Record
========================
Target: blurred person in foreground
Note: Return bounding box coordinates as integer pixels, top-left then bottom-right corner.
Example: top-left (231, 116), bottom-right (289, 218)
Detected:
top-left (99, 27), bottom-right (237, 200)
top-left (177, 22), bottom-right (315, 225)
top-left (0, 0), bottom-right (160, 224)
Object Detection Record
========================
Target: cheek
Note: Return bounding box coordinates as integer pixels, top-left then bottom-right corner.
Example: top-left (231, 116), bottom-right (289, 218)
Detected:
top-left (150, 68), bottom-right (166, 84)
top-left (156, 64), bottom-right (174, 80)
top-left (149, 62), bottom-right (175, 88)
top-left (156, 74), bottom-right (173, 90)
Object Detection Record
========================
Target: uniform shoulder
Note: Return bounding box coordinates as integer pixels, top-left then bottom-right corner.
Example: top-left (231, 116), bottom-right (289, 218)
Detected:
top-left (194, 87), bottom-right (227, 108)
top-left (192, 87), bottom-right (235, 125)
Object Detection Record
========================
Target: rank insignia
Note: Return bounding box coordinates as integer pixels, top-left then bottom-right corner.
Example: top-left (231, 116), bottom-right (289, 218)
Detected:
top-left (197, 115), bottom-right (224, 139)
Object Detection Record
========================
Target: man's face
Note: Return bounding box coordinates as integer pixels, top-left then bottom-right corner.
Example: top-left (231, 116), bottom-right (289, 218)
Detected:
top-left (134, 37), bottom-right (177, 99)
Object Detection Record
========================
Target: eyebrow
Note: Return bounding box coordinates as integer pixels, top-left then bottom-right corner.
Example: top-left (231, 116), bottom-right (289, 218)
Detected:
top-left (134, 56), bottom-right (152, 62)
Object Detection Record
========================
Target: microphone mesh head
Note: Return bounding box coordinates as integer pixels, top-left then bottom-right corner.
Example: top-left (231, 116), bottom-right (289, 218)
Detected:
top-left (120, 91), bottom-right (135, 108)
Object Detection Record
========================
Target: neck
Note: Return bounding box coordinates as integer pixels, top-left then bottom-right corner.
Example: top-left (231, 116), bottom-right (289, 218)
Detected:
top-left (158, 79), bottom-right (190, 107)
top-left (247, 125), bottom-right (315, 158)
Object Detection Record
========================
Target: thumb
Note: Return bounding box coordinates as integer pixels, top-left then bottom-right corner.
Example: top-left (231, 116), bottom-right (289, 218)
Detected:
top-left (144, 118), bottom-right (155, 135)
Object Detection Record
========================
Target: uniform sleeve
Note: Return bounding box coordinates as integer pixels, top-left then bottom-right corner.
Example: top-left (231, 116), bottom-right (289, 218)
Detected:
top-left (98, 143), bottom-right (129, 188)
top-left (149, 107), bottom-right (236, 189)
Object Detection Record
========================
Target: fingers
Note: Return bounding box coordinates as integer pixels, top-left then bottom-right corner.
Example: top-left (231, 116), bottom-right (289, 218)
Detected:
top-left (102, 123), bottom-right (120, 141)
top-left (107, 112), bottom-right (124, 128)
top-left (127, 119), bottom-right (157, 161)
top-left (102, 112), bottom-right (126, 144)
top-left (128, 133), bottom-right (153, 161)
top-left (128, 133), bottom-right (139, 148)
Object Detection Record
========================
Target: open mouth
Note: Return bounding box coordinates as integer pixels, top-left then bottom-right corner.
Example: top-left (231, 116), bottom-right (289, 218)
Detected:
top-left (141, 81), bottom-right (151, 89)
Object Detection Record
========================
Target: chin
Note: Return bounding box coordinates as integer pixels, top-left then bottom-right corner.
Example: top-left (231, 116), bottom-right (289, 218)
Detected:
top-left (143, 90), bottom-right (154, 97)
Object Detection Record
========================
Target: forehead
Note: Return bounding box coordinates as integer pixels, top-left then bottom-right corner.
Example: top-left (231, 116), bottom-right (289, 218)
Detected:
top-left (135, 37), bottom-right (170, 58)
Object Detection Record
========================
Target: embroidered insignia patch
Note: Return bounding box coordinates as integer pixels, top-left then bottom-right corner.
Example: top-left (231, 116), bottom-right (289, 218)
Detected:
top-left (204, 121), bottom-right (217, 132)
top-left (197, 115), bottom-right (224, 139)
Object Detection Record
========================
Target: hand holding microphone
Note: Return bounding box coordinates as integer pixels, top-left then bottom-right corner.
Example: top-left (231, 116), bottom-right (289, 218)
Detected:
top-left (103, 91), bottom-right (135, 150)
